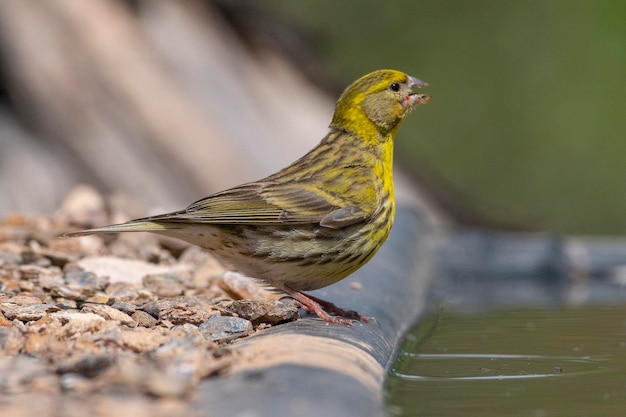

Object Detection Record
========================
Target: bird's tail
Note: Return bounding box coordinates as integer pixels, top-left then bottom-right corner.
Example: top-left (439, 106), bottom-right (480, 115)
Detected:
top-left (64, 220), bottom-right (178, 238)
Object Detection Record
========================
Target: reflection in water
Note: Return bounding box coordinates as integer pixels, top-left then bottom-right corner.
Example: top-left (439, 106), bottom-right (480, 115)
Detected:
top-left (386, 305), bottom-right (626, 417)
top-left (394, 353), bottom-right (606, 381)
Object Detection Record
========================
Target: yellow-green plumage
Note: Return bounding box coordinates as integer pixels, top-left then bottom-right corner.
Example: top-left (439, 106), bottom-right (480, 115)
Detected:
top-left (66, 69), bottom-right (430, 324)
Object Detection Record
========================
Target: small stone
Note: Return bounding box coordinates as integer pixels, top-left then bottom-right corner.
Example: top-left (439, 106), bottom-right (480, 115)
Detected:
top-left (27, 315), bottom-right (63, 334)
top-left (18, 279), bottom-right (35, 292)
top-left (81, 303), bottom-right (136, 327)
top-left (120, 327), bottom-right (168, 352)
top-left (108, 232), bottom-right (163, 262)
top-left (49, 285), bottom-right (88, 301)
top-left (37, 268), bottom-right (65, 289)
top-left (178, 245), bottom-right (214, 267)
top-left (139, 301), bottom-right (161, 319)
top-left (57, 354), bottom-right (115, 378)
top-left (199, 315), bottom-right (253, 343)
top-left (0, 303), bottom-right (60, 322)
top-left (54, 299), bottom-right (78, 309)
top-left (144, 362), bottom-right (196, 398)
top-left (131, 310), bottom-right (158, 328)
top-left (110, 301), bottom-right (136, 315)
top-left (19, 264), bottom-right (63, 283)
top-left (156, 234), bottom-right (192, 258)
top-left (219, 271), bottom-right (278, 300)
top-left (159, 306), bottom-right (218, 326)
top-left (139, 297), bottom-right (214, 320)
top-left (23, 324), bottom-right (67, 355)
top-left (33, 257), bottom-right (52, 268)
top-left (179, 246), bottom-right (225, 287)
top-left (64, 269), bottom-right (109, 292)
top-left (0, 311), bottom-right (11, 327)
top-left (135, 289), bottom-right (158, 304)
top-left (105, 282), bottom-right (142, 302)
top-left (0, 326), bottom-right (24, 355)
top-left (142, 273), bottom-right (185, 297)
top-left (20, 250), bottom-right (44, 266)
top-left (68, 234), bottom-right (106, 256)
top-left (84, 293), bottom-right (114, 304)
top-left (218, 299), bottom-right (299, 325)
top-left (39, 249), bottom-right (77, 268)
top-left (48, 269), bottom-right (110, 302)
top-left (50, 311), bottom-right (105, 335)
top-left (6, 295), bottom-right (42, 306)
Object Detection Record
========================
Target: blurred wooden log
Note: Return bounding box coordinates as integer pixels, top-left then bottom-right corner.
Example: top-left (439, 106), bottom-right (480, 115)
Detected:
top-left (0, 0), bottom-right (330, 214)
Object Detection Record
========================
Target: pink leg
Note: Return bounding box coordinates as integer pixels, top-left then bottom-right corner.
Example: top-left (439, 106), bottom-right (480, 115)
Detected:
top-left (283, 287), bottom-right (371, 326)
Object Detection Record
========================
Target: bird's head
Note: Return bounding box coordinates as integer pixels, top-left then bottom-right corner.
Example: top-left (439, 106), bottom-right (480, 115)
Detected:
top-left (331, 69), bottom-right (430, 141)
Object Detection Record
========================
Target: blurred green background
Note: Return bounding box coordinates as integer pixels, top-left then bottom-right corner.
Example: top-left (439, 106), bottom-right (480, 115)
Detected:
top-left (264, 0), bottom-right (626, 235)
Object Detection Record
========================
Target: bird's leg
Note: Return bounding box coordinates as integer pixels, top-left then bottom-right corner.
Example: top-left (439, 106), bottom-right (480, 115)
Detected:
top-left (305, 293), bottom-right (370, 323)
top-left (283, 287), bottom-right (370, 326)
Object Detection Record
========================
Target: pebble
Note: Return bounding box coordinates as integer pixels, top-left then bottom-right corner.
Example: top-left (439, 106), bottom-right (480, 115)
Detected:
top-left (142, 273), bottom-right (186, 297)
top-left (140, 296), bottom-right (214, 320)
top-left (39, 249), bottom-right (77, 268)
top-left (0, 326), bottom-right (24, 355)
top-left (19, 264), bottom-right (62, 284)
top-left (37, 267), bottom-right (65, 289)
top-left (6, 295), bottom-right (42, 305)
top-left (159, 306), bottom-right (219, 326)
top-left (110, 301), bottom-right (137, 315)
top-left (0, 303), bottom-right (60, 321)
top-left (81, 303), bottom-right (137, 327)
top-left (199, 315), bottom-right (253, 343)
top-left (105, 281), bottom-right (142, 301)
top-left (131, 310), bottom-right (158, 328)
top-left (65, 269), bottom-right (109, 292)
top-left (217, 299), bottom-right (299, 325)
top-left (50, 310), bottom-right (106, 334)
top-left (120, 327), bottom-right (169, 352)
top-left (57, 354), bottom-right (115, 378)
top-left (0, 311), bottom-right (10, 327)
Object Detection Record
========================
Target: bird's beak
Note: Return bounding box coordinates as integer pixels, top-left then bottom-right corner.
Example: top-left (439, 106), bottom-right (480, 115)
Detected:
top-left (408, 76), bottom-right (428, 90)
top-left (403, 76), bottom-right (430, 110)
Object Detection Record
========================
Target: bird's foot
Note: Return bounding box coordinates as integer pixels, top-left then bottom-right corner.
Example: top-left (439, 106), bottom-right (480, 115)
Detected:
top-left (283, 287), bottom-right (371, 326)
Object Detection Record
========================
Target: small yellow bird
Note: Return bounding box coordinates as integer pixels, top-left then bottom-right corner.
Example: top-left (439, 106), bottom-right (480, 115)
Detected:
top-left (66, 69), bottom-right (430, 325)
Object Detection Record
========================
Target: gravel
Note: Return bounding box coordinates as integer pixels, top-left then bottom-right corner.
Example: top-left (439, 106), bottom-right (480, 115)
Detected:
top-left (0, 186), bottom-right (300, 411)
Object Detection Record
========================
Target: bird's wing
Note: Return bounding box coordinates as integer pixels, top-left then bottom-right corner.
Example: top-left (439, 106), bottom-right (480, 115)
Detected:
top-left (147, 168), bottom-right (377, 228)
top-left (144, 183), bottom-right (293, 225)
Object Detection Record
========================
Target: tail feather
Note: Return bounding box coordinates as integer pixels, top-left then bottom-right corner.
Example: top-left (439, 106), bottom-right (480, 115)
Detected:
top-left (64, 221), bottom-right (178, 238)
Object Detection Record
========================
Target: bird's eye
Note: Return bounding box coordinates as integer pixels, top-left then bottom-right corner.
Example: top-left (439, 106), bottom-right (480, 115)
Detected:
top-left (389, 82), bottom-right (400, 92)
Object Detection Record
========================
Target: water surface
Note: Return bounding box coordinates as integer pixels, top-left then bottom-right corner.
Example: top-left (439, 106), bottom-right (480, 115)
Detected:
top-left (387, 304), bottom-right (626, 416)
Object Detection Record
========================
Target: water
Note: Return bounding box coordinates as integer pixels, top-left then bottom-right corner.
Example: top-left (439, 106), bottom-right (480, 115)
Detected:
top-left (386, 304), bottom-right (626, 416)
